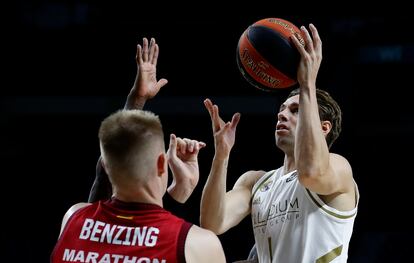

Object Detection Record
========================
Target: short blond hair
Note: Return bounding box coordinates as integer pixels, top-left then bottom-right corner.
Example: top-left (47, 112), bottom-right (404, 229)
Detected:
top-left (98, 109), bottom-right (164, 181)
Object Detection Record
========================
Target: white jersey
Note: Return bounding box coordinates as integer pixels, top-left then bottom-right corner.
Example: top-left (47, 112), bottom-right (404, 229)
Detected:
top-left (251, 168), bottom-right (359, 263)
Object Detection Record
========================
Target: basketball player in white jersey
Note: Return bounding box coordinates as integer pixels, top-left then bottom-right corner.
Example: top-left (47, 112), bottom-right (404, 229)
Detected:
top-left (200, 24), bottom-right (359, 262)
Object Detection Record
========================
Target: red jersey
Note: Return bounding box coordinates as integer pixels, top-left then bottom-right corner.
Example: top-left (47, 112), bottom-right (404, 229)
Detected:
top-left (51, 198), bottom-right (192, 263)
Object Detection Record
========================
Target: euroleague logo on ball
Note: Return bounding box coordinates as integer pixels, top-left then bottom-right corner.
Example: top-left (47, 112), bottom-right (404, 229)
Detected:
top-left (236, 18), bottom-right (305, 91)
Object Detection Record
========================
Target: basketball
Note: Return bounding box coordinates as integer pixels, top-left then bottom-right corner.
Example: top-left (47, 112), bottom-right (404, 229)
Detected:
top-left (236, 18), bottom-right (305, 91)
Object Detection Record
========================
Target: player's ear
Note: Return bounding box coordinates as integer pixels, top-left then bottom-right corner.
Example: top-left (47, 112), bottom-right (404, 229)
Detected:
top-left (100, 156), bottom-right (109, 175)
top-left (321, 120), bottom-right (332, 136)
top-left (157, 152), bottom-right (166, 177)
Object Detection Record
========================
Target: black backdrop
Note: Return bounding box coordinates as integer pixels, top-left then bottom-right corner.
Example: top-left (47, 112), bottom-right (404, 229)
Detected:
top-left (3, 2), bottom-right (414, 262)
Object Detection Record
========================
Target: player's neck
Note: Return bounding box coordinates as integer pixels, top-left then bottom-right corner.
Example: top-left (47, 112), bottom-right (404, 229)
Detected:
top-left (283, 155), bottom-right (296, 174)
top-left (113, 187), bottom-right (163, 207)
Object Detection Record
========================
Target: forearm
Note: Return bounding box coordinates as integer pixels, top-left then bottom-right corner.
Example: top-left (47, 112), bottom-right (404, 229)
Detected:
top-left (124, 91), bottom-right (146, 110)
top-left (200, 155), bottom-right (229, 234)
top-left (295, 87), bottom-right (330, 177)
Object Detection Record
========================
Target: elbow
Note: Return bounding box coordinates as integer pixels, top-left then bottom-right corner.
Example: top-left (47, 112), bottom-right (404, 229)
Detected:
top-left (297, 160), bottom-right (329, 181)
top-left (297, 171), bottom-right (338, 195)
top-left (200, 215), bottom-right (224, 235)
top-left (297, 173), bottom-right (313, 188)
top-left (297, 168), bottom-right (324, 189)
top-left (199, 215), bottom-right (208, 229)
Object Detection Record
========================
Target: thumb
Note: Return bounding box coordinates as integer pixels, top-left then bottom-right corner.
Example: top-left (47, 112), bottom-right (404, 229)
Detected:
top-left (156, 78), bottom-right (168, 90)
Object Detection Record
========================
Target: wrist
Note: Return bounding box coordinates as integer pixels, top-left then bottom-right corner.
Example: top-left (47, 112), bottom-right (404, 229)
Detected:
top-left (167, 180), bottom-right (194, 204)
top-left (213, 153), bottom-right (230, 162)
top-left (125, 94), bottom-right (146, 110)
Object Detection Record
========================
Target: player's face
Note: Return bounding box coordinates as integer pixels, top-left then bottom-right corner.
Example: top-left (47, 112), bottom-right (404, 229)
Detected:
top-left (275, 95), bottom-right (299, 150)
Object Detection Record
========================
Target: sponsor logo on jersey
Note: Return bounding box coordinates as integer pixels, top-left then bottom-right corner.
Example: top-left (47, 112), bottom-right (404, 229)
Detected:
top-left (260, 180), bottom-right (273, 192)
top-left (286, 172), bottom-right (298, 183)
top-left (253, 197), bottom-right (300, 228)
top-left (252, 196), bottom-right (262, 205)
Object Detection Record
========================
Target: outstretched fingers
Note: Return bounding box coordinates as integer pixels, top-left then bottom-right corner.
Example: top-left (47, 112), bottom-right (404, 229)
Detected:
top-left (230, 112), bottom-right (241, 130)
top-left (151, 42), bottom-right (159, 65)
top-left (301, 25), bottom-right (314, 53)
top-left (204, 99), bottom-right (221, 132)
top-left (136, 44), bottom-right (143, 65)
top-left (309, 24), bottom-right (322, 54)
top-left (291, 32), bottom-right (306, 57)
top-left (148, 38), bottom-right (160, 65)
top-left (142, 37), bottom-right (149, 62)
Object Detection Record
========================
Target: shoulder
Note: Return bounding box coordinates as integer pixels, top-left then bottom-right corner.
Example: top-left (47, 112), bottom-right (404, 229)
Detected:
top-left (328, 153), bottom-right (356, 196)
top-left (185, 225), bottom-right (226, 263)
top-left (59, 202), bottom-right (91, 236)
top-left (329, 153), bottom-right (353, 180)
top-left (234, 170), bottom-right (267, 190)
top-left (330, 153), bottom-right (351, 166)
top-left (65, 202), bottom-right (92, 219)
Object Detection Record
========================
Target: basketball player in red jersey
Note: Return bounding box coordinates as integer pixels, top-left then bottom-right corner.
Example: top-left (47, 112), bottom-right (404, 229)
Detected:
top-left (51, 38), bottom-right (226, 263)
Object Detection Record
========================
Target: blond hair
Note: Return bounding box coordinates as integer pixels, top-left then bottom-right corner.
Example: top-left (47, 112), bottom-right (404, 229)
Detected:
top-left (98, 109), bottom-right (164, 182)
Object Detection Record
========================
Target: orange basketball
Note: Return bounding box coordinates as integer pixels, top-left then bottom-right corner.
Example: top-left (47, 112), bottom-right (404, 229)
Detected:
top-left (236, 18), bottom-right (305, 91)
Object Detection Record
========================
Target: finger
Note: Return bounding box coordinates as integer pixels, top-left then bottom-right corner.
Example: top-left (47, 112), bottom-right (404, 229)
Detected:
top-left (222, 121), bottom-right (231, 132)
top-left (142, 37), bottom-right (149, 62)
top-left (192, 140), bottom-right (198, 153)
top-left (309, 23), bottom-right (322, 52)
top-left (196, 140), bottom-right (206, 151)
top-left (182, 138), bottom-right (194, 153)
top-left (189, 139), bottom-right (196, 153)
top-left (136, 44), bottom-right (143, 65)
top-left (230, 112), bottom-right (241, 129)
top-left (204, 99), bottom-right (220, 132)
top-left (155, 78), bottom-right (168, 92)
top-left (204, 98), bottom-right (214, 117)
top-left (301, 26), bottom-right (313, 52)
top-left (176, 137), bottom-right (187, 155)
top-left (168, 134), bottom-right (177, 158)
top-left (291, 34), bottom-right (307, 57)
top-left (212, 105), bottom-right (222, 132)
top-left (151, 43), bottom-right (159, 65)
top-left (198, 141), bottom-right (206, 149)
top-left (149, 38), bottom-right (156, 63)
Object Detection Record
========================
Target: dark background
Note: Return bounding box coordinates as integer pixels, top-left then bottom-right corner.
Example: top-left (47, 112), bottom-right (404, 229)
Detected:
top-left (3, 1), bottom-right (414, 262)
